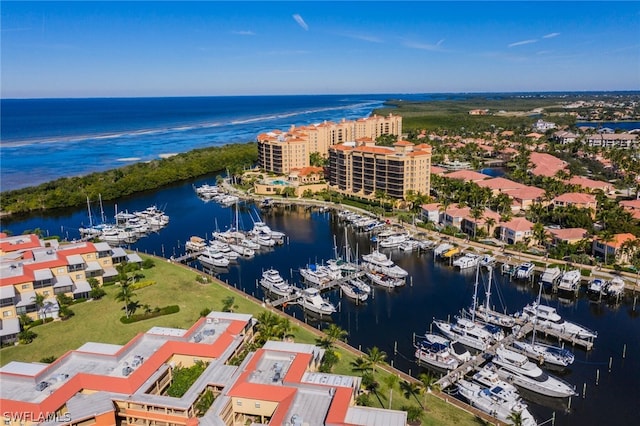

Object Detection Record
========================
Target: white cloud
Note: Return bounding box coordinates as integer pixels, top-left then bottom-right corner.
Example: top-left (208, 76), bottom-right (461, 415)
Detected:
top-left (404, 39), bottom-right (445, 51)
top-left (292, 14), bottom-right (309, 31)
top-left (543, 32), bottom-right (560, 39)
top-left (508, 39), bottom-right (538, 48)
top-left (232, 30), bottom-right (255, 36)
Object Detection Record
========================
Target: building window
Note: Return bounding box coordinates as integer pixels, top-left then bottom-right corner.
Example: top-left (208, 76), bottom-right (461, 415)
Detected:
top-left (3, 311), bottom-right (11, 317)
top-left (236, 401), bottom-right (242, 406)
top-left (22, 284), bottom-right (30, 290)
top-left (255, 402), bottom-right (261, 408)
top-left (58, 268), bottom-right (65, 274)
top-left (43, 291), bottom-right (50, 296)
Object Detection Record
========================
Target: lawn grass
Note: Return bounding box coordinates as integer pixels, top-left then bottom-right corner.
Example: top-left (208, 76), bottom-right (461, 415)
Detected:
top-left (0, 255), bottom-right (481, 425)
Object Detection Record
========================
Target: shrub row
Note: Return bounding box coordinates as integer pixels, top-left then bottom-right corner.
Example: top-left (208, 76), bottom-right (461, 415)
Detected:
top-left (120, 305), bottom-right (180, 324)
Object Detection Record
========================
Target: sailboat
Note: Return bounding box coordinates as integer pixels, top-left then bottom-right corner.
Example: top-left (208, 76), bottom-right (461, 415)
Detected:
top-left (511, 284), bottom-right (575, 367)
top-left (469, 266), bottom-right (516, 328)
top-left (434, 265), bottom-right (504, 351)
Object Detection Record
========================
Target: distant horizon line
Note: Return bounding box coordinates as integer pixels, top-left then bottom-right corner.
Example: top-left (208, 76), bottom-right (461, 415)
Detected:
top-left (3, 89), bottom-right (640, 101)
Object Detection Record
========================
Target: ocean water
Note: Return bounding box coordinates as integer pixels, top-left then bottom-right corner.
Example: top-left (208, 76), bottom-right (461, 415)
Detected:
top-left (0, 95), bottom-right (394, 191)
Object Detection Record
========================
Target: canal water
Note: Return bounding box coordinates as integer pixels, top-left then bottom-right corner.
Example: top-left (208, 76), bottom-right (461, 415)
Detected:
top-left (3, 178), bottom-right (639, 426)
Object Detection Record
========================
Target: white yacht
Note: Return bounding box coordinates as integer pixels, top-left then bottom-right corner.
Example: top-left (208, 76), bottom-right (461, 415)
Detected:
top-left (539, 266), bottom-right (562, 289)
top-left (433, 317), bottom-right (498, 351)
top-left (379, 233), bottom-right (409, 248)
top-left (472, 365), bottom-right (522, 404)
top-left (457, 379), bottom-right (537, 426)
top-left (587, 278), bottom-right (606, 298)
top-left (365, 271), bottom-right (404, 288)
top-left (433, 242), bottom-right (454, 258)
top-left (228, 243), bottom-right (255, 257)
top-left (606, 276), bottom-right (625, 299)
top-left (491, 346), bottom-right (577, 398)
top-left (557, 269), bottom-right (581, 294)
top-left (515, 262), bottom-right (535, 280)
top-left (207, 241), bottom-right (239, 260)
top-left (185, 236), bottom-right (207, 252)
top-left (479, 254), bottom-right (497, 268)
top-left (398, 239), bottom-right (420, 252)
top-left (197, 250), bottom-right (230, 268)
top-left (453, 253), bottom-right (481, 270)
top-left (518, 303), bottom-right (597, 340)
top-left (413, 334), bottom-right (470, 370)
top-left (339, 280), bottom-right (369, 302)
top-left (299, 288), bottom-right (336, 316)
top-left (251, 233), bottom-right (276, 247)
top-left (361, 249), bottom-right (408, 278)
top-left (195, 183), bottom-right (221, 199)
top-left (299, 264), bottom-right (331, 286)
top-left (259, 269), bottom-right (296, 297)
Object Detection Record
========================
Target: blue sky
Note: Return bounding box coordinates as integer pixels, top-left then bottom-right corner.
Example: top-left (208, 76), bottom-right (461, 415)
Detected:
top-left (2, 1), bottom-right (639, 98)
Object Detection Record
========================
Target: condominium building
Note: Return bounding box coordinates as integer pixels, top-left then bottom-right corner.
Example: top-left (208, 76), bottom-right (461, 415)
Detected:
top-left (0, 233), bottom-right (136, 344)
top-left (0, 311), bottom-right (407, 426)
top-left (328, 140), bottom-right (432, 200)
top-left (257, 114), bottom-right (402, 174)
top-left (586, 132), bottom-right (638, 149)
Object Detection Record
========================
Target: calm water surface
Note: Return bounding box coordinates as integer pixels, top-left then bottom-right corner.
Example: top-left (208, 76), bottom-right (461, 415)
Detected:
top-left (3, 179), bottom-right (639, 425)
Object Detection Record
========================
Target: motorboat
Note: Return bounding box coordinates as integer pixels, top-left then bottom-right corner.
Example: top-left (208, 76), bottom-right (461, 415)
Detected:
top-left (339, 280), bottom-right (369, 302)
top-left (413, 334), bottom-right (467, 370)
top-left (348, 277), bottom-right (372, 294)
top-left (479, 254), bottom-right (497, 268)
top-left (515, 263), bottom-right (535, 280)
top-left (606, 276), bottom-right (625, 300)
top-left (207, 241), bottom-right (239, 260)
top-left (259, 269), bottom-right (297, 297)
top-left (228, 243), bottom-right (255, 257)
top-left (240, 238), bottom-right (261, 250)
top-left (456, 379), bottom-right (537, 426)
top-left (433, 242), bottom-right (453, 257)
top-left (539, 267), bottom-right (562, 289)
top-left (195, 183), bottom-right (221, 199)
top-left (299, 288), bottom-right (336, 315)
top-left (442, 247), bottom-right (460, 259)
top-left (467, 265), bottom-right (516, 328)
top-left (365, 271), bottom-right (404, 288)
top-left (587, 278), bottom-right (606, 298)
top-left (299, 264), bottom-right (331, 286)
top-left (398, 239), bottom-right (420, 252)
top-left (185, 236), bottom-right (207, 252)
top-left (453, 253), bottom-right (481, 269)
top-left (251, 233), bottom-right (276, 247)
top-left (379, 233), bottom-right (409, 248)
top-left (557, 269), bottom-right (581, 295)
top-left (518, 303), bottom-right (597, 340)
top-left (472, 365), bottom-right (522, 403)
top-left (197, 250), bottom-right (230, 268)
top-left (433, 317), bottom-right (498, 351)
top-left (361, 249), bottom-right (408, 278)
top-left (491, 346), bottom-right (577, 398)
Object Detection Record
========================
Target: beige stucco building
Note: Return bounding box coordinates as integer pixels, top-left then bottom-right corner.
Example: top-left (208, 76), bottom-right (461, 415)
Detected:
top-left (257, 114), bottom-right (402, 174)
top-left (328, 140), bottom-right (432, 200)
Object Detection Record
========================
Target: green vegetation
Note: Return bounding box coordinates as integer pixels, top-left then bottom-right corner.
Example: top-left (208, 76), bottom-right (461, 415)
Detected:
top-left (166, 360), bottom-right (209, 397)
top-left (119, 305), bottom-right (180, 324)
top-left (1, 142), bottom-right (258, 214)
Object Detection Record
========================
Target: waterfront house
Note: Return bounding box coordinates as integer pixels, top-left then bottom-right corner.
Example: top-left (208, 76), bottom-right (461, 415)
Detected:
top-left (505, 186), bottom-right (546, 211)
top-left (592, 233), bottom-right (637, 263)
top-left (442, 205), bottom-right (471, 230)
top-left (461, 208), bottom-right (502, 238)
top-left (533, 119), bottom-right (556, 131)
top-left (421, 202), bottom-right (442, 224)
top-left (476, 177), bottom-right (527, 195)
top-left (620, 199), bottom-right (640, 220)
top-left (586, 132), bottom-right (638, 149)
top-left (499, 217), bottom-right (534, 245)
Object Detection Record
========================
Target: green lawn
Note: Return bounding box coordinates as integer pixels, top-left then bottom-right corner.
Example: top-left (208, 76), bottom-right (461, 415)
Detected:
top-left (0, 255), bottom-right (481, 425)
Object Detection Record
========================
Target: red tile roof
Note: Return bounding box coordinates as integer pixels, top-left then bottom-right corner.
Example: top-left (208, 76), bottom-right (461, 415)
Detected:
top-left (476, 177), bottom-right (526, 191)
top-left (548, 228), bottom-right (588, 241)
top-left (529, 152), bottom-right (568, 177)
top-left (502, 217), bottom-right (534, 232)
top-left (553, 192), bottom-right (597, 205)
top-left (444, 170), bottom-right (489, 182)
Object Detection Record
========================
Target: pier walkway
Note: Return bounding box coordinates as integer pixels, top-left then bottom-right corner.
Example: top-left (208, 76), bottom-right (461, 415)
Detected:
top-left (172, 251), bottom-right (202, 263)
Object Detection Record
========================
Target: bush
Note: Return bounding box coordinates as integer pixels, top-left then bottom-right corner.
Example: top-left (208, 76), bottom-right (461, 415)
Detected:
top-left (131, 280), bottom-right (156, 290)
top-left (120, 305), bottom-right (180, 324)
top-left (40, 356), bottom-right (57, 363)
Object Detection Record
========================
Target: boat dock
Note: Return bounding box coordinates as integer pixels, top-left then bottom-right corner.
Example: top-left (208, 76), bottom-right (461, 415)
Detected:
top-left (171, 251), bottom-right (203, 263)
top-left (268, 269), bottom-right (367, 308)
top-left (435, 321), bottom-right (534, 389)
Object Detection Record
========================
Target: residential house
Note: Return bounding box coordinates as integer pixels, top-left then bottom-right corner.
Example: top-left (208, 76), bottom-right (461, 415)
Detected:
top-left (499, 217), bottom-right (534, 245)
top-left (533, 119), bottom-right (556, 131)
top-left (461, 208), bottom-right (502, 238)
top-left (529, 152), bottom-right (569, 178)
top-left (443, 169), bottom-right (489, 183)
top-left (505, 186), bottom-right (546, 211)
top-left (620, 199), bottom-right (640, 221)
top-left (592, 233), bottom-right (637, 263)
top-left (565, 176), bottom-right (613, 194)
top-left (586, 133), bottom-right (638, 149)
top-left (552, 192), bottom-right (597, 211)
top-left (420, 203), bottom-right (442, 223)
top-left (476, 177), bottom-right (527, 195)
top-left (547, 227), bottom-right (589, 246)
top-left (552, 130), bottom-right (578, 145)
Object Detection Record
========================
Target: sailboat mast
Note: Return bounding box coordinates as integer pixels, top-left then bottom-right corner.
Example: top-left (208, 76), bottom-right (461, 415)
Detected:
top-left (485, 266), bottom-right (493, 311)
top-left (344, 228), bottom-right (350, 264)
top-left (86, 196), bottom-right (93, 228)
top-left (471, 263), bottom-right (480, 322)
top-left (99, 194), bottom-right (105, 224)
top-left (532, 282), bottom-right (543, 346)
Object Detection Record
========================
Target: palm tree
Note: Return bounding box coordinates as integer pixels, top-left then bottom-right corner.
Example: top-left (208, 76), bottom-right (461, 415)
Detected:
top-left (470, 208), bottom-right (484, 239)
top-left (350, 356), bottom-right (373, 374)
top-left (532, 222), bottom-right (547, 247)
top-left (365, 346), bottom-right (387, 372)
top-left (325, 323), bottom-right (348, 344)
top-left (598, 230), bottom-right (615, 265)
top-left (31, 293), bottom-right (46, 319)
top-left (507, 410), bottom-right (524, 426)
top-left (485, 217), bottom-right (497, 238)
top-left (400, 380), bottom-right (424, 409)
top-left (114, 282), bottom-right (136, 319)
